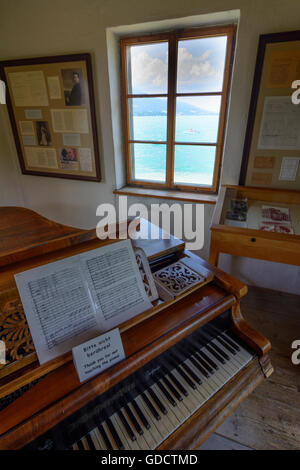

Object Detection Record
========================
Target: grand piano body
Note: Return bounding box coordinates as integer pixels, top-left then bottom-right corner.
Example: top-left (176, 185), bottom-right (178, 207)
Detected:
top-left (0, 207), bottom-right (273, 450)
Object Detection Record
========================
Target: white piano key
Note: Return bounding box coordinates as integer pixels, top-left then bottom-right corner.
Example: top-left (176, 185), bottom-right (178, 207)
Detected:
top-left (212, 340), bottom-right (249, 372)
top-left (184, 355), bottom-right (224, 390)
top-left (182, 359), bottom-right (213, 399)
top-left (135, 395), bottom-right (163, 446)
top-left (210, 340), bottom-right (239, 373)
top-left (165, 372), bottom-right (196, 414)
top-left (144, 388), bottom-right (173, 436)
top-left (158, 381), bottom-right (189, 423)
top-left (214, 340), bottom-right (248, 370)
top-left (102, 421), bottom-right (118, 450)
top-left (120, 406), bottom-right (150, 450)
top-left (110, 413), bottom-right (138, 450)
top-left (201, 347), bottom-right (232, 381)
top-left (170, 369), bottom-right (202, 411)
top-left (151, 383), bottom-right (182, 428)
top-left (90, 428), bottom-right (106, 450)
top-left (223, 333), bottom-right (253, 362)
top-left (127, 401), bottom-right (156, 449)
top-left (81, 436), bottom-right (90, 450)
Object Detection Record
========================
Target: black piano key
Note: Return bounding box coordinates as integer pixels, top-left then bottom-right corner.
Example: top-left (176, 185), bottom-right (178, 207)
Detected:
top-left (194, 351), bottom-right (214, 374)
top-left (98, 423), bottom-right (113, 450)
top-left (215, 336), bottom-right (237, 355)
top-left (77, 439), bottom-right (85, 450)
top-left (197, 349), bottom-right (219, 370)
top-left (103, 412), bottom-right (125, 450)
top-left (170, 352), bottom-right (202, 385)
top-left (221, 333), bottom-right (240, 351)
top-left (140, 391), bottom-right (161, 421)
top-left (124, 403), bottom-right (143, 435)
top-left (181, 344), bottom-right (211, 377)
top-left (167, 358), bottom-right (196, 389)
top-left (205, 344), bottom-right (226, 364)
top-left (225, 329), bottom-right (243, 345)
top-left (188, 354), bottom-right (210, 378)
top-left (176, 366), bottom-right (197, 390)
top-left (187, 337), bottom-right (220, 370)
top-left (117, 408), bottom-right (136, 441)
top-left (181, 361), bottom-right (202, 384)
top-left (208, 342), bottom-right (230, 361)
top-left (161, 375), bottom-right (182, 401)
top-left (170, 351), bottom-right (200, 384)
top-left (130, 397), bottom-right (151, 430)
top-left (146, 386), bottom-right (167, 415)
top-left (85, 433), bottom-right (96, 450)
top-left (155, 378), bottom-right (176, 406)
top-left (164, 367), bottom-right (188, 397)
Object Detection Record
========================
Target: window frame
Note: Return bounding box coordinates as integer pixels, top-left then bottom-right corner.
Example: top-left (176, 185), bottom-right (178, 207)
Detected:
top-left (120, 24), bottom-right (236, 193)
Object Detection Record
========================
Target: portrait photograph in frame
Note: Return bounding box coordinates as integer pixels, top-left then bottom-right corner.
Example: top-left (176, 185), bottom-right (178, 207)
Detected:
top-left (0, 53), bottom-right (101, 181)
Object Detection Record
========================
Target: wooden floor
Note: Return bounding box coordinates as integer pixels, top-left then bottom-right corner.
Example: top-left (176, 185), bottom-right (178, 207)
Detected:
top-left (199, 286), bottom-right (300, 450)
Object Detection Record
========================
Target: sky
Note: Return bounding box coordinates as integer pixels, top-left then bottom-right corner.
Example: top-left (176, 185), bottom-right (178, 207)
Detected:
top-left (128, 36), bottom-right (227, 113)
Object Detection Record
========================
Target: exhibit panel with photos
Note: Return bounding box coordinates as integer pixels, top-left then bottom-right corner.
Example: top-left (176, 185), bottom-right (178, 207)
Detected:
top-left (240, 31), bottom-right (300, 190)
top-left (0, 54), bottom-right (101, 181)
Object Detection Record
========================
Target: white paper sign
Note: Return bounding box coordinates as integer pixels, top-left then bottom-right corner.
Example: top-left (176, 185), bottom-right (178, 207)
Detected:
top-left (258, 96), bottom-right (300, 150)
top-left (72, 328), bottom-right (125, 382)
top-left (25, 109), bottom-right (42, 119)
top-left (9, 71), bottom-right (49, 107)
top-left (279, 157), bottom-right (300, 181)
top-left (63, 133), bottom-right (81, 146)
top-left (47, 76), bottom-right (61, 99)
top-left (22, 135), bottom-right (37, 146)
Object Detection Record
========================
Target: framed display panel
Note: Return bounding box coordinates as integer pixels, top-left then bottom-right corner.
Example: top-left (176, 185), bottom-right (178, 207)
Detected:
top-left (0, 53), bottom-right (101, 181)
top-left (239, 30), bottom-right (300, 190)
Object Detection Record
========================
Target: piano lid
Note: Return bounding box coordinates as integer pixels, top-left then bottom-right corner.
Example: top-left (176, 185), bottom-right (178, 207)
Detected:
top-left (0, 207), bottom-right (185, 268)
top-left (0, 207), bottom-right (96, 268)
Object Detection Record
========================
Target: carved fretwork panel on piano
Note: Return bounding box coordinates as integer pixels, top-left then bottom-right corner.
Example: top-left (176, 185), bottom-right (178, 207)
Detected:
top-left (0, 208), bottom-right (273, 450)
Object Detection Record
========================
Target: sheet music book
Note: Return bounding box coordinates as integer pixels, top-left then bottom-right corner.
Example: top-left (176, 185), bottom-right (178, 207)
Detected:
top-left (15, 239), bottom-right (152, 364)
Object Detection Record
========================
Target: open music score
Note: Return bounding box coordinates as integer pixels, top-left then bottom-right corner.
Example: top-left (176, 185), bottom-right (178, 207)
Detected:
top-left (15, 240), bottom-right (152, 365)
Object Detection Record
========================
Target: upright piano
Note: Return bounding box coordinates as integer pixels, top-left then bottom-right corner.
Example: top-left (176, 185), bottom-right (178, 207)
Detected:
top-left (0, 207), bottom-right (273, 450)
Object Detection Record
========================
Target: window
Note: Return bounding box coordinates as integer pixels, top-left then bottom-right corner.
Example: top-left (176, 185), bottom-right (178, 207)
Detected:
top-left (121, 25), bottom-right (235, 193)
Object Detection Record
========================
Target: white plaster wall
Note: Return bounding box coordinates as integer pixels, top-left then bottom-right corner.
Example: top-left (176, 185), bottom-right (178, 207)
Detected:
top-left (0, 0), bottom-right (300, 293)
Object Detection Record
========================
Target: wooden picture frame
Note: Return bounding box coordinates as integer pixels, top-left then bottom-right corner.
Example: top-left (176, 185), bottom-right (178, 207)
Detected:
top-left (0, 53), bottom-right (101, 181)
top-left (239, 30), bottom-right (300, 190)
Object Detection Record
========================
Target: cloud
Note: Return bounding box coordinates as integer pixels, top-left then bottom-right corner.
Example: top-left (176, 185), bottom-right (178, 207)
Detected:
top-left (177, 47), bottom-right (215, 84)
top-left (130, 46), bottom-right (218, 92)
top-left (131, 51), bottom-right (168, 92)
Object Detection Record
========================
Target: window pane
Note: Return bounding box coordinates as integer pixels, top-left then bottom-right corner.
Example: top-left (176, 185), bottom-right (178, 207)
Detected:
top-left (175, 96), bottom-right (221, 143)
top-left (177, 36), bottom-right (227, 93)
top-left (174, 145), bottom-right (216, 186)
top-left (127, 42), bottom-right (168, 94)
top-left (128, 98), bottom-right (167, 141)
top-left (131, 143), bottom-right (166, 182)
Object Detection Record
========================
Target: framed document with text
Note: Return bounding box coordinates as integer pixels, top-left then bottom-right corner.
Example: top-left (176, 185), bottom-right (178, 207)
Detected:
top-left (0, 53), bottom-right (101, 181)
top-left (240, 30), bottom-right (300, 190)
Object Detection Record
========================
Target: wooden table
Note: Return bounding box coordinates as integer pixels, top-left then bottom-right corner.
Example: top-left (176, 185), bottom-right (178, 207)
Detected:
top-left (209, 185), bottom-right (300, 267)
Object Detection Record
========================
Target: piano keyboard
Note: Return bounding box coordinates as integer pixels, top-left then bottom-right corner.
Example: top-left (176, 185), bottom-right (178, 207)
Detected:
top-left (26, 313), bottom-right (255, 451)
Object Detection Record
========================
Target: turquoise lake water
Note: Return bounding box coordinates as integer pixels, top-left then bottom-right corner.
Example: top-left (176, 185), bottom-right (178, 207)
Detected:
top-left (131, 115), bottom-right (219, 185)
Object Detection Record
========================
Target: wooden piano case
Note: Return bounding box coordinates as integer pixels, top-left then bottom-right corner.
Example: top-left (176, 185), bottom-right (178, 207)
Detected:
top-left (0, 207), bottom-right (273, 450)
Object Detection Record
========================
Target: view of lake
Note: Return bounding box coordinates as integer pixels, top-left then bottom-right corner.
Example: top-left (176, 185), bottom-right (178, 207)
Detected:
top-left (131, 114), bottom-right (219, 185)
